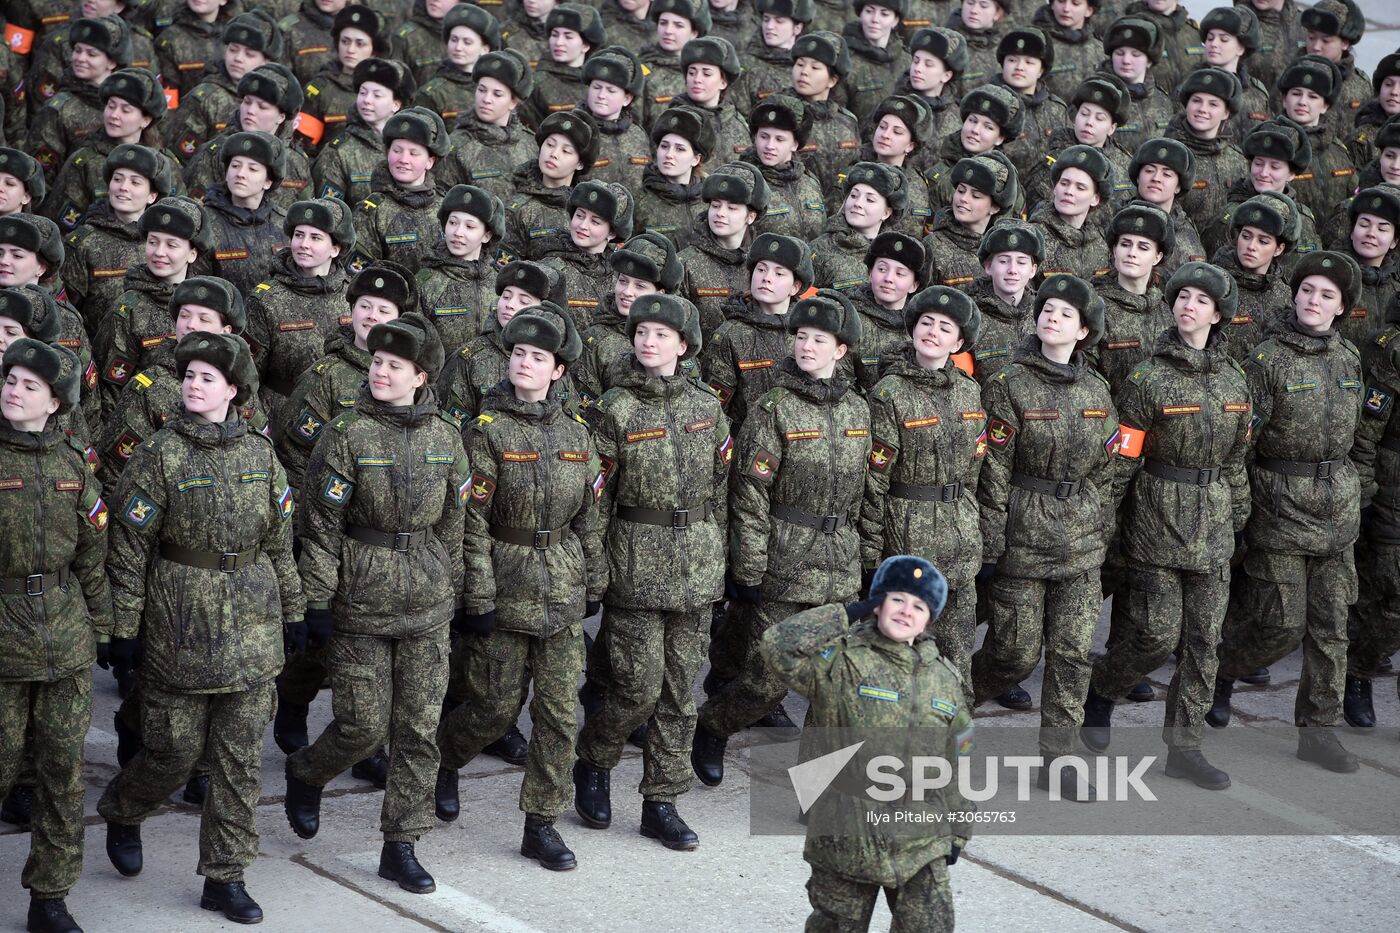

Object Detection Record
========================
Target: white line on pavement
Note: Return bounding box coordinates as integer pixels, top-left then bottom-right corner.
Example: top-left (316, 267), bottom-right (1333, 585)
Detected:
top-left (341, 852), bottom-right (548, 933)
top-left (1226, 780), bottom-right (1400, 867)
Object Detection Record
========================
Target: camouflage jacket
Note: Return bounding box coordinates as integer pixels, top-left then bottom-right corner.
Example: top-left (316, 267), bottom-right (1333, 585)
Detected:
top-left (1205, 179), bottom-right (1321, 268)
top-left (397, 1), bottom-right (450, 85)
top-left (538, 235), bottom-right (612, 330)
top-left (94, 265), bottom-right (177, 422)
top-left (461, 385), bottom-right (604, 632)
top-left (590, 357), bottom-right (730, 611)
top-left (202, 183), bottom-right (291, 299)
top-left (995, 77), bottom-right (1071, 185)
top-left (302, 65), bottom-right (358, 157)
top-left (273, 331), bottom-right (370, 490)
top-left (1324, 55), bottom-right (1372, 141)
top-left (1122, 2), bottom-right (1202, 97)
top-left (1211, 247), bottom-right (1293, 362)
top-left (574, 296), bottom-right (630, 409)
top-left (1344, 100), bottom-right (1390, 170)
top-left (1243, 321), bottom-right (1376, 556)
top-left (923, 209), bottom-right (984, 289)
top-left (532, 59), bottom-right (586, 117)
top-left (502, 162), bottom-right (574, 261)
top-left (848, 285), bottom-right (907, 393)
top-left (978, 337), bottom-right (1119, 578)
top-left (439, 317), bottom-right (512, 424)
top-left (740, 149), bottom-right (828, 242)
top-left (966, 276), bottom-right (1036, 386)
top-left (436, 111), bottom-right (539, 201)
top-left (280, 0), bottom-right (338, 85)
top-left (678, 222), bottom-right (751, 336)
top-left (61, 200), bottom-right (143, 333)
top-left (730, 38), bottom-right (790, 115)
top-left (164, 66), bottom-right (240, 163)
top-left (1029, 201), bottom-right (1111, 280)
top-left (42, 133), bottom-right (174, 234)
top-left (588, 112), bottom-right (651, 191)
top-left (0, 421), bottom-right (111, 683)
top-left (1166, 115), bottom-right (1249, 234)
top-left (1338, 258), bottom-right (1400, 362)
top-left (155, 9), bottom-right (233, 97)
top-left (836, 25), bottom-right (908, 126)
top-left (415, 243), bottom-right (496, 353)
top-left (634, 167), bottom-right (705, 251)
top-left (311, 117), bottom-right (385, 205)
top-left (1248, 0), bottom-right (1305, 93)
top-left (786, 94), bottom-right (859, 196)
top-left (1161, 200), bottom-right (1209, 277)
top-left (761, 604), bottom-right (974, 884)
top-left (415, 65), bottom-right (478, 126)
top-left (26, 73), bottom-right (103, 180)
top-left (349, 166), bottom-right (443, 274)
top-left (1360, 322), bottom-right (1400, 542)
top-left (810, 218), bottom-right (873, 294)
top-left (184, 126), bottom-right (315, 213)
top-left (298, 387), bottom-right (467, 635)
top-left (701, 297), bottom-right (792, 431)
top-left (108, 411), bottom-right (304, 691)
top-left (637, 45), bottom-right (684, 125)
top-left (1035, 6), bottom-right (1105, 102)
top-left (730, 358), bottom-right (870, 603)
top-left (860, 349), bottom-right (986, 577)
top-left (246, 250), bottom-right (349, 413)
top-left (1084, 277), bottom-right (1173, 396)
top-left (1114, 330), bottom-right (1252, 571)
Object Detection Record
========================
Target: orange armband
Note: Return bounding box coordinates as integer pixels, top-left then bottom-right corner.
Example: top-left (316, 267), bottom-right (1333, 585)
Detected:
top-left (295, 112), bottom-right (325, 146)
top-left (1117, 424), bottom-right (1145, 458)
top-left (5, 24), bottom-right (35, 55)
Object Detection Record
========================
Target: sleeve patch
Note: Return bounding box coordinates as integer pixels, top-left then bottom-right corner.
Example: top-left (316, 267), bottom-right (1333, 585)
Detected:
top-left (748, 448), bottom-right (779, 481)
top-left (1117, 424), bottom-right (1145, 459)
top-left (295, 408), bottom-right (324, 442)
top-left (1105, 427), bottom-right (1122, 457)
top-left (1365, 386), bottom-right (1393, 416)
top-left (278, 486), bottom-right (294, 519)
top-left (718, 434), bottom-right (734, 465)
top-left (87, 497), bottom-right (108, 529)
top-left (120, 493), bottom-right (158, 528)
top-left (955, 726), bottom-right (975, 756)
top-left (868, 440), bottom-right (895, 471)
top-left (105, 358), bottom-right (133, 385)
top-left (975, 430), bottom-right (988, 459)
top-left (987, 418), bottom-right (1015, 447)
top-left (469, 472), bottom-right (496, 504)
top-left (321, 471), bottom-right (354, 506)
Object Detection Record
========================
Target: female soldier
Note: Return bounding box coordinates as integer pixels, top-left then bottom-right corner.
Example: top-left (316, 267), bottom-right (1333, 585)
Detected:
top-left (860, 287), bottom-right (986, 692)
top-left (501, 111), bottom-right (601, 263)
top-left (923, 152), bottom-right (1019, 289)
top-left (416, 184), bottom-right (506, 352)
top-left (414, 4), bottom-right (503, 123)
top-left (692, 290), bottom-right (868, 786)
top-left (741, 96), bottom-right (828, 241)
top-left (284, 314), bottom-right (468, 895)
top-left (310, 57), bottom-right (416, 206)
top-left (99, 332), bottom-right (304, 925)
top-left (0, 338), bottom-right (108, 933)
top-left (1089, 201), bottom-right (1174, 395)
top-left (1081, 261), bottom-right (1249, 790)
top-left (970, 273), bottom-right (1116, 801)
top-left (435, 303), bottom-right (602, 869)
top-left (0, 149), bottom-right (48, 218)
top-left (849, 232), bottom-right (926, 391)
top-left (634, 106), bottom-right (715, 250)
top-left (572, 294), bottom-right (730, 850)
top-left (433, 50), bottom-right (539, 201)
top-left (810, 162), bottom-right (907, 292)
top-left (301, 6), bottom-right (397, 159)
top-left (348, 107), bottom-right (451, 275)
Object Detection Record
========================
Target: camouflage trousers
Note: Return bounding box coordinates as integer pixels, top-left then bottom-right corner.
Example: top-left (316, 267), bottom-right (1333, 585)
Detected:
top-left (577, 605), bottom-right (710, 802)
top-left (804, 860), bottom-right (953, 933)
top-left (1218, 548), bottom-right (1357, 727)
top-left (1091, 562), bottom-right (1231, 751)
top-left (1347, 536), bottom-right (1400, 679)
top-left (437, 623), bottom-right (584, 820)
top-left (290, 626), bottom-right (449, 841)
top-left (933, 573), bottom-right (976, 707)
top-left (971, 571), bottom-right (1102, 758)
top-left (698, 599), bottom-right (812, 738)
top-left (0, 674), bottom-right (91, 898)
top-left (97, 680), bottom-right (274, 883)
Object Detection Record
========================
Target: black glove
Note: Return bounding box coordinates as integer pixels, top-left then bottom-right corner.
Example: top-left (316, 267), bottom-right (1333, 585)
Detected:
top-left (947, 845), bottom-right (961, 866)
top-left (96, 638), bottom-right (112, 670)
top-left (459, 609), bottom-right (497, 637)
top-left (108, 637), bottom-right (139, 671)
top-left (283, 620), bottom-right (308, 656)
top-left (305, 607), bottom-right (334, 649)
top-left (584, 600), bottom-right (602, 619)
top-left (976, 562), bottom-right (997, 584)
top-left (726, 575), bottom-right (762, 606)
top-left (860, 566), bottom-right (876, 598)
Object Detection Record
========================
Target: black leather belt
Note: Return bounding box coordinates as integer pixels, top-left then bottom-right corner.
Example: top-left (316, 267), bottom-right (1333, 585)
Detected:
top-left (889, 480), bottom-right (963, 503)
top-left (346, 526), bottom-right (428, 551)
top-left (490, 524), bottom-right (571, 548)
top-left (0, 567), bottom-right (70, 595)
top-left (771, 502), bottom-right (846, 533)
top-left (159, 544), bottom-right (260, 572)
top-left (1255, 457), bottom-right (1342, 479)
top-left (617, 501), bottom-right (715, 528)
top-left (1144, 460), bottom-right (1223, 486)
top-left (1010, 473), bottom-right (1084, 499)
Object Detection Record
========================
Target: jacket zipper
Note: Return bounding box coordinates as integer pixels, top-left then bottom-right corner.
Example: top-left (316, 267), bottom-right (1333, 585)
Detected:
top-left (34, 451), bottom-right (54, 682)
top-left (825, 401), bottom-right (837, 601)
top-left (538, 416), bottom-right (556, 630)
top-left (663, 388), bottom-right (694, 610)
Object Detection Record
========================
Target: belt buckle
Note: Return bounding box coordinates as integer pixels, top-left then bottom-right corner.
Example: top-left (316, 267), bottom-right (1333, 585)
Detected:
top-left (393, 532), bottom-right (413, 552)
top-left (671, 508), bottom-right (689, 529)
top-left (533, 530), bottom-right (551, 550)
top-left (940, 483), bottom-right (959, 503)
top-left (1316, 460), bottom-right (1335, 480)
top-left (24, 573), bottom-right (43, 597)
top-left (821, 514), bottom-right (839, 534)
top-left (219, 552), bottom-right (238, 573)
top-left (1054, 481), bottom-right (1076, 500)
top-left (1197, 468), bottom-right (1215, 487)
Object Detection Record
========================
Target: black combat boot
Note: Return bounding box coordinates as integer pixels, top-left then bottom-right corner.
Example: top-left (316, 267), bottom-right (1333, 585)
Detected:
top-left (199, 880), bottom-right (263, 924)
top-left (273, 696), bottom-right (310, 754)
top-left (1344, 676), bottom-right (1376, 728)
top-left (572, 760), bottom-right (611, 828)
top-left (1205, 678), bottom-right (1233, 728)
top-left (1297, 729), bottom-right (1360, 773)
top-left (105, 821), bottom-right (142, 877)
top-left (26, 898), bottom-right (81, 933)
top-left (1080, 688), bottom-right (1113, 753)
top-left (1238, 667), bottom-right (1270, 686)
top-left (995, 685), bottom-right (1033, 710)
top-left (378, 841), bottom-right (435, 893)
top-left (691, 723), bottom-right (727, 787)
top-left (351, 749), bottom-right (389, 788)
top-left (435, 768), bottom-right (460, 823)
top-left (113, 711), bottom-right (142, 767)
top-left (1126, 679), bottom-right (1155, 702)
top-left (482, 724), bottom-right (529, 765)
top-left (521, 817), bottom-right (577, 870)
top-left (1, 784), bottom-right (33, 829)
top-left (182, 773), bottom-right (209, 806)
top-left (640, 801), bottom-right (699, 850)
top-left (1164, 748), bottom-right (1230, 790)
top-left (751, 702), bottom-right (800, 737)
top-left (1035, 766), bottom-right (1096, 802)
top-left (283, 760), bottom-right (321, 839)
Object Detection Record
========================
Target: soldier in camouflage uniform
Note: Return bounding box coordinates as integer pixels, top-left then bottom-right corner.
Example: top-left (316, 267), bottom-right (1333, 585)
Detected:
top-left (575, 231), bottom-right (684, 408)
top-left (730, 0), bottom-right (809, 114)
top-left (0, 338), bottom-right (108, 933)
top-left (154, 0), bottom-right (243, 99)
top-left (852, 96), bottom-right (936, 239)
top-left (1276, 55), bottom-right (1356, 226)
top-left (837, 0), bottom-right (909, 125)
top-left (284, 315), bottom-right (466, 895)
top-left (1165, 68), bottom-right (1249, 233)
top-left (1333, 187), bottom-right (1400, 353)
top-left (892, 27), bottom-right (967, 141)
top-left (740, 95), bottom-right (827, 241)
top-left (763, 557), bottom-right (973, 933)
top-left (501, 110), bottom-right (599, 262)
top-left (280, 0), bottom-right (349, 86)
top-left (811, 162), bottom-right (906, 294)
top-left (637, 0), bottom-right (710, 126)
top-left (531, 4), bottom-right (606, 114)
top-left (1097, 18), bottom-right (1173, 158)
top-left (246, 197), bottom-right (355, 421)
top-left (926, 152), bottom-right (1019, 289)
top-left (693, 290), bottom-right (868, 783)
top-left (701, 232), bottom-right (812, 427)
top-left (668, 36), bottom-right (751, 171)
top-left (1196, 6), bottom-right (1271, 144)
top-left (1034, 0), bottom-right (1104, 102)
top-left (1344, 52), bottom-right (1400, 169)
top-left (41, 68), bottom-right (170, 234)
top-left (849, 232), bottom-right (926, 391)
top-left (434, 304), bottom-right (602, 868)
top-left (1295, 0), bottom-right (1370, 138)
top-left (311, 57), bottom-right (416, 205)
top-left (782, 32), bottom-right (860, 195)
top-left (860, 291), bottom-right (986, 693)
top-left (200, 131), bottom-right (292, 299)
top-left (348, 108), bottom-right (450, 274)
top-left (1029, 144), bottom-right (1112, 279)
top-left (995, 27), bottom-right (1071, 184)
top-left (61, 144), bottom-right (173, 331)
top-left (1080, 262), bottom-right (1249, 790)
top-left (533, 180), bottom-right (632, 329)
top-left (299, 7), bottom-right (396, 157)
top-left (27, 15), bottom-right (132, 180)
top-left (572, 293), bottom-right (730, 849)
top-left (1213, 191), bottom-right (1302, 359)
top-left (924, 85), bottom-right (1023, 211)
top-left (947, 0), bottom-right (1007, 89)
top-left (971, 274), bottom-right (1117, 800)
top-left (1210, 251), bottom-right (1377, 775)
top-left (679, 161), bottom-right (768, 335)
top-left (98, 332), bottom-right (305, 924)
top-left (1125, 138), bottom-right (1206, 276)
top-left (414, 4), bottom-right (502, 123)
top-left (1121, 0), bottom-right (1203, 96)
top-left (398, 0), bottom-right (469, 86)
top-left (24, 1), bottom-right (155, 124)
top-left (0, 149), bottom-right (47, 218)
top-left (415, 184), bottom-right (505, 351)
top-left (433, 50), bottom-right (537, 200)
top-left (1088, 201), bottom-right (1174, 394)
top-left (578, 47), bottom-right (652, 191)
top-left (965, 220), bottom-right (1043, 384)
top-left (1022, 73), bottom-right (1133, 211)
top-left (633, 105), bottom-right (713, 249)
